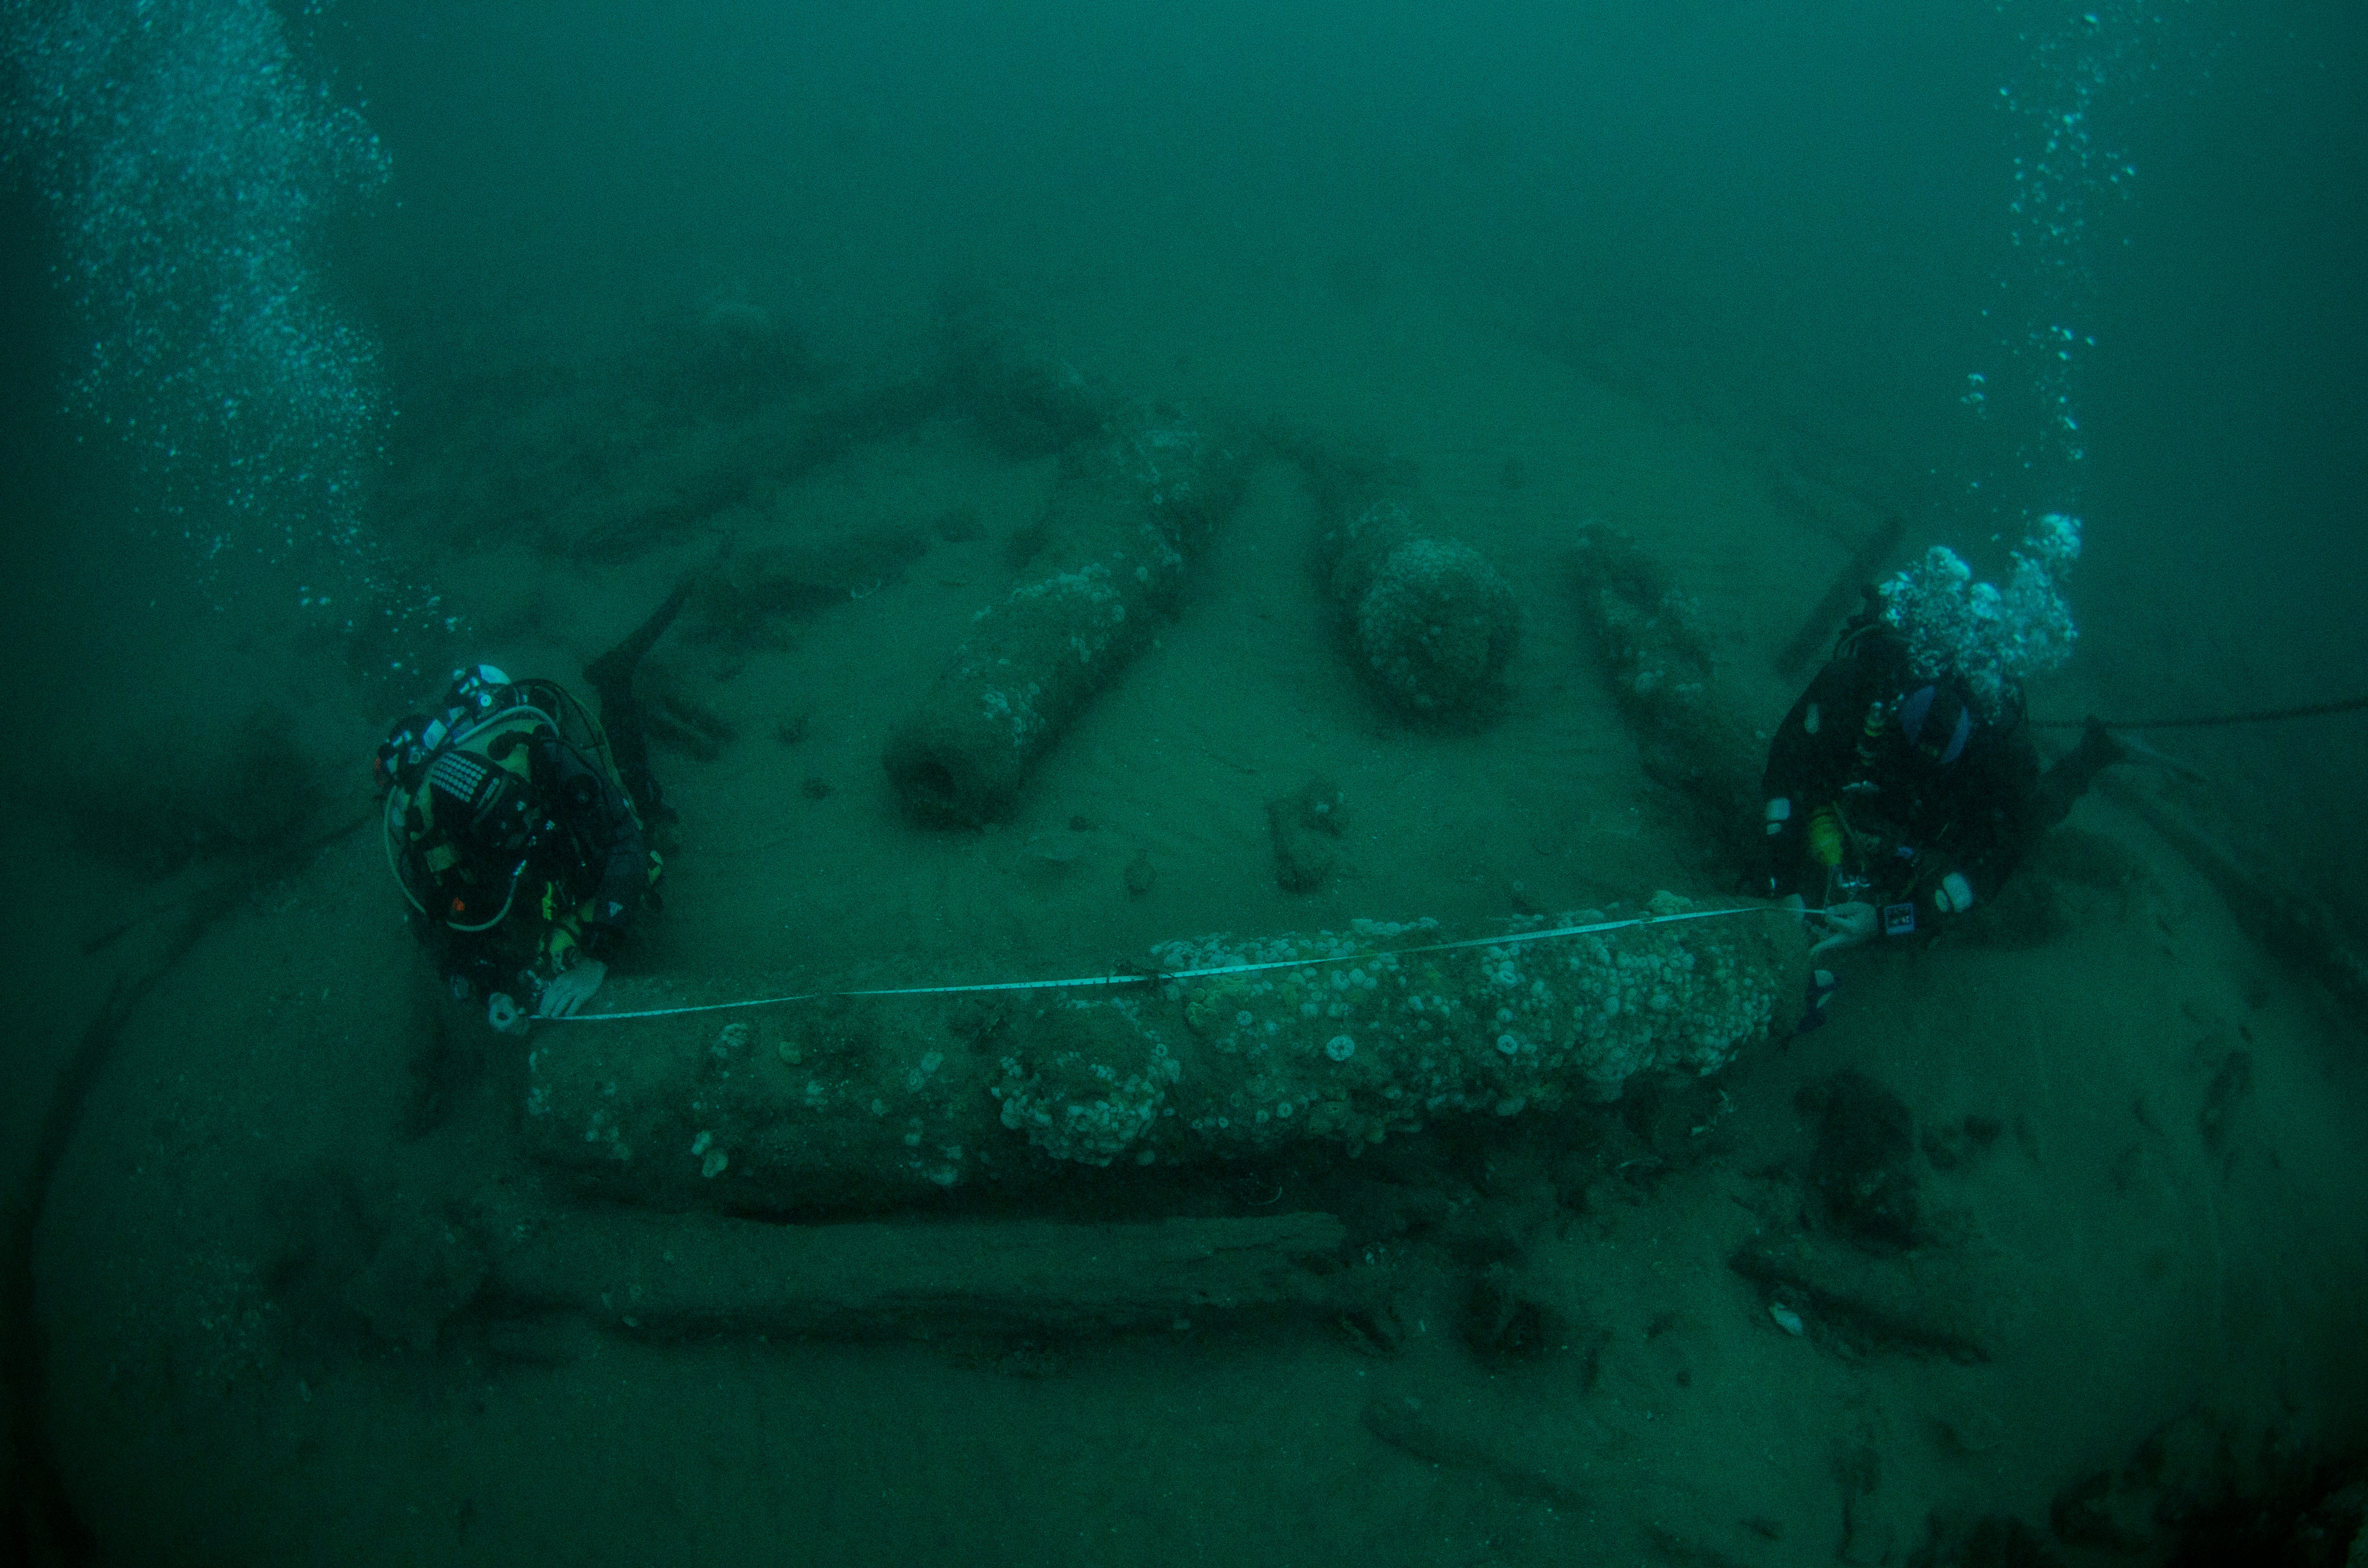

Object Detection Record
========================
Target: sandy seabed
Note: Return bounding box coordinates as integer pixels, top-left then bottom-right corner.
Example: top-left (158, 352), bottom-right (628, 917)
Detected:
top-left (12, 283), bottom-right (2368, 1567)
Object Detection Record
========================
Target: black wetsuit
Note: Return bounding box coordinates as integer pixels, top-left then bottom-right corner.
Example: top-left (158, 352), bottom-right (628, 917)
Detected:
top-left (414, 722), bottom-right (649, 1003)
top-left (1761, 622), bottom-right (2108, 933)
top-left (391, 587), bottom-right (688, 1004)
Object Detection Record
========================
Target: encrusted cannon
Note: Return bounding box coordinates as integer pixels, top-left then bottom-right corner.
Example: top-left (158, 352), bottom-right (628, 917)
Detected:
top-left (1322, 498), bottom-right (1519, 721)
top-left (882, 410), bottom-right (1251, 824)
top-left (520, 894), bottom-right (1804, 1213)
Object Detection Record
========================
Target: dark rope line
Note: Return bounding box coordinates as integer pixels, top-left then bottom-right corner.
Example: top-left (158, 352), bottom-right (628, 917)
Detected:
top-left (5, 810), bottom-right (371, 1565)
top-left (2031, 692), bottom-right (2368, 731)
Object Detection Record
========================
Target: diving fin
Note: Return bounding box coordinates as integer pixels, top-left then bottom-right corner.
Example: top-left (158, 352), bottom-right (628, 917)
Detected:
top-left (2108, 727), bottom-right (2205, 784)
top-left (586, 578), bottom-right (694, 702)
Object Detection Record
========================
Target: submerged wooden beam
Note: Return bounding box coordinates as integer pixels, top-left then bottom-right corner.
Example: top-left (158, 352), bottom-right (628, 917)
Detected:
top-left (490, 1209), bottom-right (1379, 1337)
top-left (1775, 514), bottom-right (1905, 677)
top-left (2099, 774), bottom-right (2368, 1017)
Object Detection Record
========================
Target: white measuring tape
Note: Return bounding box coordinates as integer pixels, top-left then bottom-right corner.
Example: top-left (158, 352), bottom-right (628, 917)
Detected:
top-left (557, 904), bottom-right (1778, 1024)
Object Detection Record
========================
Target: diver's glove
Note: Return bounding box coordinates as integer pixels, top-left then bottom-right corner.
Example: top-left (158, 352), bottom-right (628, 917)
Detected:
top-left (1933, 871), bottom-right (1976, 916)
top-left (1810, 900), bottom-right (1879, 956)
top-left (486, 992), bottom-right (530, 1036)
top-left (537, 959), bottom-right (609, 1018)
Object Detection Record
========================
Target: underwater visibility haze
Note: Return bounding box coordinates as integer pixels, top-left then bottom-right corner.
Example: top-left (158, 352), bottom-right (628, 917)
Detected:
top-left (2, 1), bottom-right (2366, 1563)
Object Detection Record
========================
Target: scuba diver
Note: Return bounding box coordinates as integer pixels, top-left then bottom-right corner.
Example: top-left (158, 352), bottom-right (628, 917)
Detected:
top-left (1761, 513), bottom-right (2149, 956)
top-left (375, 586), bottom-right (688, 1029)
